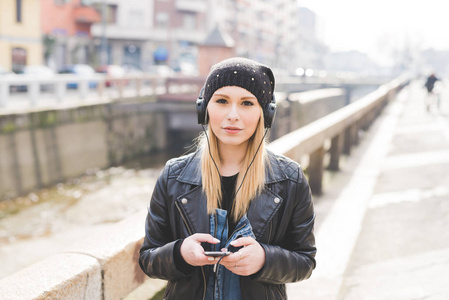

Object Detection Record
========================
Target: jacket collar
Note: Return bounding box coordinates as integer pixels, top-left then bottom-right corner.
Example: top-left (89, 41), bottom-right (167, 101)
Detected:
top-left (177, 150), bottom-right (288, 185)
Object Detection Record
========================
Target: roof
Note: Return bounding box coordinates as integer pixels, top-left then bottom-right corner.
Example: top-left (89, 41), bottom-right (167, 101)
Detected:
top-left (203, 26), bottom-right (235, 47)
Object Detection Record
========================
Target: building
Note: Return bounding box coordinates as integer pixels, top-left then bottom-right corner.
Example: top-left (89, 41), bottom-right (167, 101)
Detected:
top-left (0, 0), bottom-right (43, 72)
top-left (296, 7), bottom-right (327, 71)
top-left (89, 0), bottom-right (215, 73)
top-left (41, 0), bottom-right (101, 70)
top-left (204, 0), bottom-right (303, 72)
top-left (90, 0), bottom-right (187, 71)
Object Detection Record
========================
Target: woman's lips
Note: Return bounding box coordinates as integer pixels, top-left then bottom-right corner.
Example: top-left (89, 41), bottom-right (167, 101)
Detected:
top-left (223, 126), bottom-right (242, 134)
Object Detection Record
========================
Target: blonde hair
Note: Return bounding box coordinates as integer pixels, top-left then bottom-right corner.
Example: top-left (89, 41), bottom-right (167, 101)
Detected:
top-left (200, 109), bottom-right (267, 221)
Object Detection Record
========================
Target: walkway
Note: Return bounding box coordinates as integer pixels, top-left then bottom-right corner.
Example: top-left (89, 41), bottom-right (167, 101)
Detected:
top-left (288, 79), bottom-right (449, 299)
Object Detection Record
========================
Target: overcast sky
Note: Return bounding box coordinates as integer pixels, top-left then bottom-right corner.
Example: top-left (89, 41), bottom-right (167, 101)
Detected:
top-left (298, 0), bottom-right (448, 65)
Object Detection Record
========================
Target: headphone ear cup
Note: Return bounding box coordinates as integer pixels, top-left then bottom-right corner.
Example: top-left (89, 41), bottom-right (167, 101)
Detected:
top-left (264, 93), bottom-right (277, 128)
top-left (196, 86), bottom-right (208, 125)
top-left (196, 98), bottom-right (207, 125)
top-left (264, 102), bottom-right (276, 128)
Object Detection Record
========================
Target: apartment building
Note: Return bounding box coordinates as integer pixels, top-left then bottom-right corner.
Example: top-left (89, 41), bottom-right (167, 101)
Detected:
top-left (41, 0), bottom-right (101, 70)
top-left (207, 0), bottom-right (303, 72)
top-left (0, 0), bottom-right (43, 72)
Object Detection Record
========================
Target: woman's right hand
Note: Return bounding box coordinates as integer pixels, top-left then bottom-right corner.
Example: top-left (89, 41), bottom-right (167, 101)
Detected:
top-left (180, 233), bottom-right (221, 266)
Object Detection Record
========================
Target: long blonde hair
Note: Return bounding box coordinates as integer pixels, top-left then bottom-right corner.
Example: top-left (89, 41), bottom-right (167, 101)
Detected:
top-left (200, 109), bottom-right (267, 221)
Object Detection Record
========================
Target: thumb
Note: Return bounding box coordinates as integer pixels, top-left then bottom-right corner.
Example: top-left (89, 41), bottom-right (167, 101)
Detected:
top-left (192, 233), bottom-right (220, 244)
top-left (230, 236), bottom-right (254, 247)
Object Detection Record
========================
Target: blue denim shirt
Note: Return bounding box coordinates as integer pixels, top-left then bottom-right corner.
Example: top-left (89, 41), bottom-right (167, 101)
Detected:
top-left (205, 209), bottom-right (256, 300)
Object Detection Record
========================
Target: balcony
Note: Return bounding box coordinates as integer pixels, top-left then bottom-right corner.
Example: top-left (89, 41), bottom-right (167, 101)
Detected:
top-left (175, 0), bottom-right (207, 13)
top-left (74, 6), bottom-right (101, 24)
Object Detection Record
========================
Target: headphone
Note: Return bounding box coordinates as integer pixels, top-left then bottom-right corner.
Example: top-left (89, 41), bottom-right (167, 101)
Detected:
top-left (196, 86), bottom-right (277, 129)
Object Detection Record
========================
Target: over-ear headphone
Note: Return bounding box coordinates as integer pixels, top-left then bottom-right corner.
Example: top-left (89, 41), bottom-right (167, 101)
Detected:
top-left (196, 86), bottom-right (208, 125)
top-left (196, 86), bottom-right (277, 129)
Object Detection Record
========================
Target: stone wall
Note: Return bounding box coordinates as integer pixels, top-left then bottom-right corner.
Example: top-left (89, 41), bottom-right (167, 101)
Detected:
top-left (0, 99), bottom-right (169, 200)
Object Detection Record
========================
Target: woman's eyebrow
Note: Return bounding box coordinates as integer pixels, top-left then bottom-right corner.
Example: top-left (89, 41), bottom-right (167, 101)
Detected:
top-left (212, 93), bottom-right (229, 98)
top-left (212, 94), bottom-right (256, 100)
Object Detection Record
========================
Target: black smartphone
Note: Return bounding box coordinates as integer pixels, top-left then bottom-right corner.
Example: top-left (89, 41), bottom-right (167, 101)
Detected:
top-left (204, 251), bottom-right (231, 257)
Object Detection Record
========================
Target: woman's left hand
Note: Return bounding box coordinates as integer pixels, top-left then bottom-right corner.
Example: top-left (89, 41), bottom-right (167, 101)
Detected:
top-left (219, 237), bottom-right (265, 276)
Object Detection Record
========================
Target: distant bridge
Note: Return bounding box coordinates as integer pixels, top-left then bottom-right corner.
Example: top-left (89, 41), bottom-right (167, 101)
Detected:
top-left (0, 73), bottom-right (391, 111)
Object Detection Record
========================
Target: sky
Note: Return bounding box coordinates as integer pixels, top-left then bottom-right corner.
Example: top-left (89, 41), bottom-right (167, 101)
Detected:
top-left (298, 0), bottom-right (448, 65)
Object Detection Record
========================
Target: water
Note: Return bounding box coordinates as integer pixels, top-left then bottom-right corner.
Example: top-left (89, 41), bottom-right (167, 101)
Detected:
top-left (0, 150), bottom-right (182, 279)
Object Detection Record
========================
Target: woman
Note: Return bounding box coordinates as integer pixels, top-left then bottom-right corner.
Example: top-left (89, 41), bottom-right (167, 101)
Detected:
top-left (139, 57), bottom-right (316, 300)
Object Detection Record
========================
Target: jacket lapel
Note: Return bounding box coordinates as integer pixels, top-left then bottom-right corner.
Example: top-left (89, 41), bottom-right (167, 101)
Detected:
top-left (247, 189), bottom-right (283, 239)
top-left (175, 186), bottom-right (209, 234)
top-left (175, 152), bottom-right (209, 234)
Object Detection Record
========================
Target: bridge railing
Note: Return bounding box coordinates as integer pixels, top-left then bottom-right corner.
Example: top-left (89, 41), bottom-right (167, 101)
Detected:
top-left (0, 74), bottom-right (203, 108)
top-left (268, 75), bottom-right (409, 194)
top-left (0, 76), bottom-right (409, 300)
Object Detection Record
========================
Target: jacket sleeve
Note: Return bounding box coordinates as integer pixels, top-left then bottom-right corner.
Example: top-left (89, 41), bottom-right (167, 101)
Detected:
top-left (252, 166), bottom-right (316, 284)
top-left (139, 163), bottom-right (193, 281)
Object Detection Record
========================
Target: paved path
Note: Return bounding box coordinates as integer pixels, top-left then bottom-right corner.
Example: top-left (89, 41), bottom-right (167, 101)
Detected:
top-left (288, 79), bottom-right (449, 300)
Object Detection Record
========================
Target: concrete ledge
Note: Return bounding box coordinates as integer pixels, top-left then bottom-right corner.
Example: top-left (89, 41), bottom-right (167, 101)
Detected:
top-left (0, 253), bottom-right (102, 300)
top-left (0, 210), bottom-right (161, 300)
top-left (69, 210), bottom-right (149, 300)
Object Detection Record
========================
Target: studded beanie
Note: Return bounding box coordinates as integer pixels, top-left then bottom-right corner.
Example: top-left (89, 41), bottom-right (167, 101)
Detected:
top-left (203, 57), bottom-right (275, 111)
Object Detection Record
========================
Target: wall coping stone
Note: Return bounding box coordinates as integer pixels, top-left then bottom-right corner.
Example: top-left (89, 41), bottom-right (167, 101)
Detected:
top-left (0, 253), bottom-right (102, 300)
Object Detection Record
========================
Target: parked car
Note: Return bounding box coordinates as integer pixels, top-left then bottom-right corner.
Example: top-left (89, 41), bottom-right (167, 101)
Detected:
top-left (0, 66), bottom-right (15, 77)
top-left (15, 65), bottom-right (55, 91)
top-left (58, 64), bottom-right (98, 89)
top-left (95, 65), bottom-right (126, 87)
top-left (146, 65), bottom-right (174, 77)
top-left (0, 66), bottom-right (18, 92)
top-left (122, 64), bottom-right (144, 76)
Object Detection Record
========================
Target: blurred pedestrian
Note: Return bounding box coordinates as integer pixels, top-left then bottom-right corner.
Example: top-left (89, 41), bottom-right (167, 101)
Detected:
top-left (139, 57), bottom-right (316, 299)
top-left (424, 73), bottom-right (440, 111)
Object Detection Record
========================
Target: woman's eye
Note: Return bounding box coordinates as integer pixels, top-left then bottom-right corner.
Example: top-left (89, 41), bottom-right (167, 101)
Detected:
top-left (216, 99), bottom-right (227, 104)
top-left (242, 101), bottom-right (254, 106)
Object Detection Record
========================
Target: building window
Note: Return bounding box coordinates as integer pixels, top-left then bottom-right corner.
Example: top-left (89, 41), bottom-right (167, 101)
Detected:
top-left (16, 0), bottom-right (22, 23)
top-left (156, 12), bottom-right (169, 28)
top-left (183, 13), bottom-right (196, 30)
top-left (95, 3), bottom-right (118, 24)
top-left (128, 10), bottom-right (144, 28)
top-left (12, 47), bottom-right (27, 73)
top-left (107, 4), bottom-right (118, 24)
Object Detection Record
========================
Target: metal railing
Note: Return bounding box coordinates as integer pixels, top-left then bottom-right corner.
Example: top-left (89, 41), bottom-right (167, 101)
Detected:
top-left (268, 75), bottom-right (409, 194)
top-left (0, 74), bottom-right (203, 109)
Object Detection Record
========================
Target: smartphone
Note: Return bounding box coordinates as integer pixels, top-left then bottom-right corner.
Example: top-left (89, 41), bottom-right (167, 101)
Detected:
top-left (204, 251), bottom-right (231, 257)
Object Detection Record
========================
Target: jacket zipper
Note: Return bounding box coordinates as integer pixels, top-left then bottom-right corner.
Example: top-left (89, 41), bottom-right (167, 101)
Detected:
top-left (225, 223), bottom-right (245, 246)
top-left (213, 215), bottom-right (217, 249)
top-left (175, 201), bottom-right (207, 300)
top-left (268, 221), bottom-right (273, 243)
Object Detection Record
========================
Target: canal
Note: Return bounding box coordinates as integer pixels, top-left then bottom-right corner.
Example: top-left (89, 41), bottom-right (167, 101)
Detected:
top-left (0, 150), bottom-right (185, 279)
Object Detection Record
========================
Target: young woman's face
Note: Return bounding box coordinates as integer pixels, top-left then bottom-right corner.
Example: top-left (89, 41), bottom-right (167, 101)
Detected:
top-left (207, 86), bottom-right (261, 148)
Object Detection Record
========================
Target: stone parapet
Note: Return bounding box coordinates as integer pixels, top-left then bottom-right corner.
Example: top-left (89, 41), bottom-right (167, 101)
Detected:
top-left (0, 211), bottom-right (164, 300)
top-left (0, 253), bottom-right (102, 299)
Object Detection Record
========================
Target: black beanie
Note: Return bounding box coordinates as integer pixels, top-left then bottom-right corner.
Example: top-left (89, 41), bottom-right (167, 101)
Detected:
top-left (203, 57), bottom-right (275, 111)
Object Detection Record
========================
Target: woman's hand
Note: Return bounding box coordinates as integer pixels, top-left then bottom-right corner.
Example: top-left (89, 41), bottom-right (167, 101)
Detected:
top-left (219, 237), bottom-right (266, 276)
top-left (180, 233), bottom-right (221, 266)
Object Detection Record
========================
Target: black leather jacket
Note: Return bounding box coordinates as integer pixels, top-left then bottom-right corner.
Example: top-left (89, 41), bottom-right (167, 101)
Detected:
top-left (139, 150), bottom-right (316, 300)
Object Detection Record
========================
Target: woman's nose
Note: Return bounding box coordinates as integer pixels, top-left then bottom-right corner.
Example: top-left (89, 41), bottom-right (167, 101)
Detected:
top-left (227, 104), bottom-right (239, 121)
